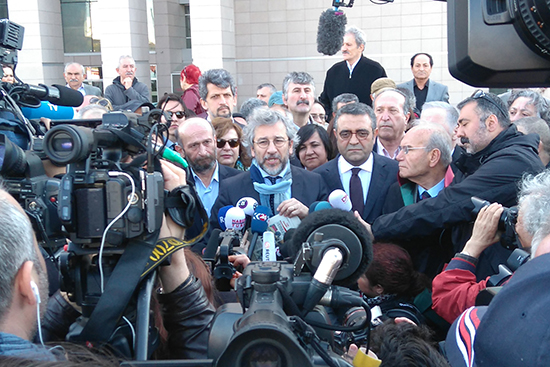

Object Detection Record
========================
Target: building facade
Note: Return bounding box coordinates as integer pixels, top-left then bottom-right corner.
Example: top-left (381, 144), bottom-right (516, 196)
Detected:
top-left (7, 0), bottom-right (477, 107)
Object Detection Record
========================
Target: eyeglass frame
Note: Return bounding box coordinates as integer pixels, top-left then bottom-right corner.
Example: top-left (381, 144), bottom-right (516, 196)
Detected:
top-left (338, 129), bottom-right (371, 141)
top-left (398, 146), bottom-right (428, 155)
top-left (253, 137), bottom-right (290, 149)
top-left (166, 110), bottom-right (186, 119)
top-left (217, 138), bottom-right (240, 149)
top-left (471, 90), bottom-right (509, 118)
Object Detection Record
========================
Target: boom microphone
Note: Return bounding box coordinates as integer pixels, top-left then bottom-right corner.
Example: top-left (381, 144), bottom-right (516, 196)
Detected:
top-left (22, 84), bottom-right (84, 107)
top-left (303, 247), bottom-right (344, 312)
top-left (316, 8), bottom-right (347, 56)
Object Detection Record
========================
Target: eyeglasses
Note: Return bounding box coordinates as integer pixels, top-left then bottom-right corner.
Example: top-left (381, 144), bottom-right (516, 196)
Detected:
top-left (217, 138), bottom-right (239, 148)
top-left (471, 90), bottom-right (508, 118)
top-left (398, 146), bottom-right (427, 154)
top-left (166, 110), bottom-right (186, 119)
top-left (89, 97), bottom-right (113, 110)
top-left (254, 138), bottom-right (289, 149)
top-left (338, 129), bottom-right (370, 140)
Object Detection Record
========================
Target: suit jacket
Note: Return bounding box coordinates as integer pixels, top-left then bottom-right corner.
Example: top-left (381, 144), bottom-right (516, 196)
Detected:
top-left (83, 83), bottom-right (103, 97)
top-left (187, 164), bottom-right (243, 253)
top-left (314, 154), bottom-right (398, 223)
top-left (397, 79), bottom-right (449, 105)
top-left (208, 165), bottom-right (329, 234)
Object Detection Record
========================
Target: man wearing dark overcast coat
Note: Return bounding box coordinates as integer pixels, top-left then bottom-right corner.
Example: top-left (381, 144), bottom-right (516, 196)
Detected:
top-left (319, 26), bottom-right (386, 117)
top-left (370, 91), bottom-right (544, 280)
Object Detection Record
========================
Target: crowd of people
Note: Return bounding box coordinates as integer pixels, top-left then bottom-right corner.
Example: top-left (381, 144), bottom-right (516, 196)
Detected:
top-left (1, 23), bottom-right (550, 367)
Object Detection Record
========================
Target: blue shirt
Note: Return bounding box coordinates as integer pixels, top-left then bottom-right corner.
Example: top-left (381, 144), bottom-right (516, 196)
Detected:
top-left (192, 163), bottom-right (220, 217)
top-left (418, 178), bottom-right (445, 199)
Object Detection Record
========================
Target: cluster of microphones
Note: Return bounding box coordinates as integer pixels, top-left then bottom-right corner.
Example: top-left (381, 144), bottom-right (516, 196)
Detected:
top-left (205, 189), bottom-right (354, 266)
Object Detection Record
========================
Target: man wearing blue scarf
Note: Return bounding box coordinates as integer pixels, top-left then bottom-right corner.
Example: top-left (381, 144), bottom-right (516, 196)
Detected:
top-left (210, 108), bottom-right (328, 229)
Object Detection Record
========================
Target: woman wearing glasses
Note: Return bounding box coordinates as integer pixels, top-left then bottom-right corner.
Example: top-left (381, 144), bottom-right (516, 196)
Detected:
top-left (212, 117), bottom-right (251, 171)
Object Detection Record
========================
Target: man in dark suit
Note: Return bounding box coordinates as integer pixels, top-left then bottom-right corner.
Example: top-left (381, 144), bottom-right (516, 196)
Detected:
top-left (314, 103), bottom-right (398, 224)
top-left (397, 53), bottom-right (449, 112)
top-left (319, 26), bottom-right (386, 116)
top-left (175, 117), bottom-right (242, 250)
top-left (382, 122), bottom-right (455, 277)
top-left (210, 108), bottom-right (328, 232)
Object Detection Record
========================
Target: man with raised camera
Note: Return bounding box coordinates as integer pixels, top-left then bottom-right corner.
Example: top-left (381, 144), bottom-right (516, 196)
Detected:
top-left (431, 170), bottom-right (550, 324)
top-left (0, 160), bottom-right (214, 361)
top-left (369, 90), bottom-right (544, 279)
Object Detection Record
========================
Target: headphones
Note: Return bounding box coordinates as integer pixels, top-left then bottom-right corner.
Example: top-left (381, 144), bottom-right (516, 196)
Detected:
top-left (30, 281), bottom-right (40, 304)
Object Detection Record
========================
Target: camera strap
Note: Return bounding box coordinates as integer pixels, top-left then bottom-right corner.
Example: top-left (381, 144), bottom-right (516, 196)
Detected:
top-left (76, 229), bottom-right (160, 345)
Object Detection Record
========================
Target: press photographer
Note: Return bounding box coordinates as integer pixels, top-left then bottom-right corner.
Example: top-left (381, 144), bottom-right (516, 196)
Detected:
top-left (432, 170), bottom-right (550, 324)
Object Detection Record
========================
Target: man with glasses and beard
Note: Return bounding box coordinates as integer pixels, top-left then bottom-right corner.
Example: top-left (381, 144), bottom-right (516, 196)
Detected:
top-left (210, 108), bottom-right (328, 232)
top-left (369, 90), bottom-right (544, 279)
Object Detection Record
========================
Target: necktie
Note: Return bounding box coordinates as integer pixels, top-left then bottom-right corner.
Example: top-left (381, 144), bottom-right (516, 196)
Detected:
top-left (420, 191), bottom-right (431, 201)
top-left (267, 176), bottom-right (280, 214)
top-left (349, 168), bottom-right (364, 214)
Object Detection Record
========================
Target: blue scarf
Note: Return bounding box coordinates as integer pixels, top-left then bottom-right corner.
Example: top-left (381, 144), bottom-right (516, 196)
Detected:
top-left (249, 161), bottom-right (292, 216)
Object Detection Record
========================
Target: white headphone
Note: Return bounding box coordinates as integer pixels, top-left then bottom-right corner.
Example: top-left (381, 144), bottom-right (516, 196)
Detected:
top-left (30, 280), bottom-right (44, 347)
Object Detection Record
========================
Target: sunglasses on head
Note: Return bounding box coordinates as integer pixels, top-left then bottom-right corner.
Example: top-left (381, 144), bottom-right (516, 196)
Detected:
top-left (471, 90), bottom-right (508, 117)
top-left (89, 97), bottom-right (111, 108)
top-left (217, 138), bottom-right (239, 148)
top-left (166, 110), bottom-right (186, 119)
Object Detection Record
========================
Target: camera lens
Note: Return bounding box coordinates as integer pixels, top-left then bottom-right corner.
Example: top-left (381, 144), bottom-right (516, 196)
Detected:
top-left (0, 134), bottom-right (27, 177)
top-left (44, 125), bottom-right (94, 165)
top-left (240, 342), bottom-right (285, 367)
top-left (511, 0), bottom-right (550, 60)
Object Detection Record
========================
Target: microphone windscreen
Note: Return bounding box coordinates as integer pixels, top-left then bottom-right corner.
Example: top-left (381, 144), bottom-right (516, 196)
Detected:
top-left (316, 9), bottom-right (347, 56)
top-left (328, 189), bottom-right (353, 211)
top-left (225, 207), bottom-right (246, 231)
top-left (262, 231), bottom-right (277, 261)
top-left (251, 205), bottom-right (270, 233)
top-left (203, 228), bottom-right (222, 260)
top-left (217, 205), bottom-right (233, 231)
top-left (21, 101), bottom-right (76, 120)
top-left (309, 201), bottom-right (321, 214)
top-left (50, 85), bottom-right (85, 107)
top-left (290, 209), bottom-right (372, 287)
top-left (314, 201), bottom-right (333, 211)
top-left (236, 196), bottom-right (258, 216)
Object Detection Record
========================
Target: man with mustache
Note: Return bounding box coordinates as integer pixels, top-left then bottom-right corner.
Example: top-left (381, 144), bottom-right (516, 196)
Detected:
top-left (319, 26), bottom-right (386, 117)
top-left (282, 71), bottom-right (315, 128)
top-left (105, 55), bottom-right (151, 111)
top-left (199, 69), bottom-right (239, 124)
top-left (63, 63), bottom-right (102, 96)
top-left (373, 89), bottom-right (414, 159)
top-left (397, 53), bottom-right (449, 113)
top-left (210, 108), bottom-right (328, 231)
top-left (369, 91), bottom-right (544, 279)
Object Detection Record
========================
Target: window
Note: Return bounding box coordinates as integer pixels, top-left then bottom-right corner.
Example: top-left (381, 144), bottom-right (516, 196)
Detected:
top-left (85, 66), bottom-right (103, 92)
top-left (184, 4), bottom-right (191, 49)
top-left (150, 64), bottom-right (157, 103)
top-left (147, 0), bottom-right (156, 51)
top-left (0, 0), bottom-right (8, 19)
top-left (61, 0), bottom-right (101, 53)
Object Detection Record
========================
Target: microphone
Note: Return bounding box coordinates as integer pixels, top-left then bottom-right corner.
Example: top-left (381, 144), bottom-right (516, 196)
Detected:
top-left (224, 207), bottom-right (246, 231)
top-left (313, 201), bottom-right (333, 212)
top-left (303, 247), bottom-right (344, 312)
top-left (217, 205), bottom-right (233, 231)
top-left (21, 101), bottom-right (76, 120)
top-left (248, 205), bottom-right (270, 259)
top-left (236, 197), bottom-right (258, 217)
top-left (262, 231), bottom-right (277, 262)
top-left (328, 189), bottom-right (352, 211)
top-left (316, 8), bottom-right (347, 56)
top-left (21, 84), bottom-right (84, 107)
top-left (290, 209), bottom-right (372, 287)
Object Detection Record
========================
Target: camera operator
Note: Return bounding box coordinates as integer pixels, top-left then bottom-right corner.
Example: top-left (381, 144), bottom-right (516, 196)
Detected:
top-left (0, 159), bottom-right (215, 361)
top-left (431, 170), bottom-right (550, 324)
